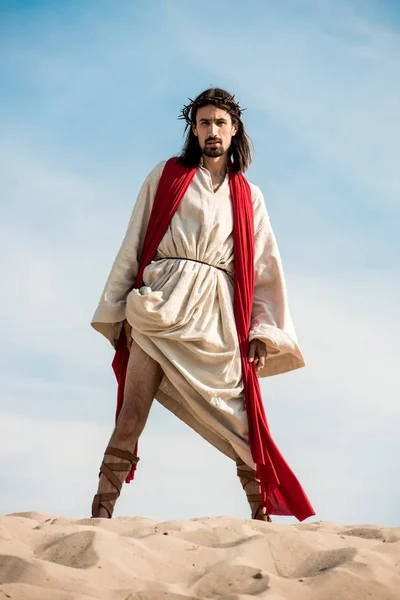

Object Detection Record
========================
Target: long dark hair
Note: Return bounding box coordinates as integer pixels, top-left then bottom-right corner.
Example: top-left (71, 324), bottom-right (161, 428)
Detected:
top-left (177, 88), bottom-right (253, 174)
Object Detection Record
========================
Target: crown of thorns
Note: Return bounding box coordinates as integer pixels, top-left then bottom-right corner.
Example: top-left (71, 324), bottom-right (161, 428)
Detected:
top-left (179, 94), bottom-right (245, 126)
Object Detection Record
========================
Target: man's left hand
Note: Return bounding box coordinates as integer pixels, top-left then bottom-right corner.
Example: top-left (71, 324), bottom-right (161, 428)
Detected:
top-left (248, 338), bottom-right (267, 373)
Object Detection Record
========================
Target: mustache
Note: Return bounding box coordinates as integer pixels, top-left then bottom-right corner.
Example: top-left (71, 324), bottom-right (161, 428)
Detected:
top-left (205, 138), bottom-right (222, 143)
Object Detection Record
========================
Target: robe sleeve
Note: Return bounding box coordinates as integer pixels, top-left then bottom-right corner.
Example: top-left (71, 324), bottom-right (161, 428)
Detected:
top-left (90, 161), bottom-right (165, 347)
top-left (249, 186), bottom-right (306, 378)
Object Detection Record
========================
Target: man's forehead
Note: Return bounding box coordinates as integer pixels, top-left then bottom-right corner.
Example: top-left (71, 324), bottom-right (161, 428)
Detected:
top-left (196, 105), bottom-right (230, 120)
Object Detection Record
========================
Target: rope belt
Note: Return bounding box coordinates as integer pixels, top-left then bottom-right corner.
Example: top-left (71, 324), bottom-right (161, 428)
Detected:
top-left (153, 256), bottom-right (230, 274)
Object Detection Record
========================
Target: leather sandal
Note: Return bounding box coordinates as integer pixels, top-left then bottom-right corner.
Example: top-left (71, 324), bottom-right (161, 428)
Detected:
top-left (236, 458), bottom-right (272, 522)
top-left (91, 446), bottom-right (139, 518)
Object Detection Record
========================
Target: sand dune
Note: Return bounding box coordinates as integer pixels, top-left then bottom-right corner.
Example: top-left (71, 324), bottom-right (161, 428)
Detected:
top-left (0, 512), bottom-right (399, 599)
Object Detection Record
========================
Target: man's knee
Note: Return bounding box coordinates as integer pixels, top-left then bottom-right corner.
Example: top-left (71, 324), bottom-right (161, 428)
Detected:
top-left (116, 412), bottom-right (143, 439)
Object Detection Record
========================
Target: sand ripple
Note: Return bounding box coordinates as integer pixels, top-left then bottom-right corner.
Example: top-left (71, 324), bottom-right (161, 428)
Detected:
top-left (0, 512), bottom-right (399, 599)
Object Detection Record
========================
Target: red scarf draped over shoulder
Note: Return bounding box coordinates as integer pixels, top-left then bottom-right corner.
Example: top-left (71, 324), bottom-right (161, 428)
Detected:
top-left (111, 157), bottom-right (315, 522)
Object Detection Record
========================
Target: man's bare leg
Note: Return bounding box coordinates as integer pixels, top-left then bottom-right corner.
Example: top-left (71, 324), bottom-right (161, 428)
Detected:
top-left (92, 337), bottom-right (163, 518)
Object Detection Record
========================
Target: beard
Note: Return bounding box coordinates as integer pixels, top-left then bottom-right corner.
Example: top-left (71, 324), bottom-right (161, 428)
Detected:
top-left (202, 140), bottom-right (225, 157)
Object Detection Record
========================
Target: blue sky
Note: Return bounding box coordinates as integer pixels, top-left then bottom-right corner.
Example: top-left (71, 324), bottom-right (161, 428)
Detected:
top-left (1, 0), bottom-right (399, 526)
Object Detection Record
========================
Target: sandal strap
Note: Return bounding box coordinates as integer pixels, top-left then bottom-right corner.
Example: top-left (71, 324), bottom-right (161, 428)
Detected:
top-left (237, 469), bottom-right (261, 494)
top-left (252, 503), bottom-right (262, 520)
top-left (99, 500), bottom-right (114, 518)
top-left (92, 493), bottom-right (119, 519)
top-left (246, 493), bottom-right (263, 503)
top-left (235, 459), bottom-right (273, 522)
top-left (101, 462), bottom-right (134, 471)
top-left (93, 492), bottom-right (119, 502)
top-left (237, 468), bottom-right (259, 481)
top-left (105, 446), bottom-right (139, 464)
top-left (91, 446), bottom-right (140, 519)
top-left (252, 503), bottom-right (272, 521)
top-left (99, 462), bottom-right (124, 494)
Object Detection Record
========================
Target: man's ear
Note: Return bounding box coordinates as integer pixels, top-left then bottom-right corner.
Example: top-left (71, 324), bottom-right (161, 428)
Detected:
top-left (192, 123), bottom-right (198, 137)
top-left (232, 124), bottom-right (238, 137)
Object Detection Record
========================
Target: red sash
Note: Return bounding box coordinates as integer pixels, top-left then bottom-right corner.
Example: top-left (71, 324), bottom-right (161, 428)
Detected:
top-left (112, 157), bottom-right (315, 521)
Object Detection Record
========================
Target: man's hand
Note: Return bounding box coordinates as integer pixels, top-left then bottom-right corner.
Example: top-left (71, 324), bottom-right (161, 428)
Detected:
top-left (248, 338), bottom-right (267, 373)
top-left (123, 319), bottom-right (133, 351)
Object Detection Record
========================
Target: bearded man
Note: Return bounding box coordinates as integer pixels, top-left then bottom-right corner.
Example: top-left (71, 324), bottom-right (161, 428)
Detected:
top-left (90, 88), bottom-right (315, 522)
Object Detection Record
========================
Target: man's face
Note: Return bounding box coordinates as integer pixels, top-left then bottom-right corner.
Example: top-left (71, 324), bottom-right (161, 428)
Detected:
top-left (192, 105), bottom-right (238, 158)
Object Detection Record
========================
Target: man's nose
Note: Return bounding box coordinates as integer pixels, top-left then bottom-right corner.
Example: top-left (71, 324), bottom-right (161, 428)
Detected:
top-left (208, 122), bottom-right (218, 136)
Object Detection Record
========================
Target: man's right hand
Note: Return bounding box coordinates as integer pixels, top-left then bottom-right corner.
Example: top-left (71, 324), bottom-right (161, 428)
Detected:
top-left (123, 319), bottom-right (133, 351)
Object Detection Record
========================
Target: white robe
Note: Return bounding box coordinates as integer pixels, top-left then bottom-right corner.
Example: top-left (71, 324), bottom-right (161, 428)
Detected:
top-left (91, 160), bottom-right (305, 467)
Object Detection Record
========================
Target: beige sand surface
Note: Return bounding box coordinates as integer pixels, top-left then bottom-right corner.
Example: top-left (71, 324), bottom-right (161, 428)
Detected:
top-left (0, 512), bottom-right (399, 599)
